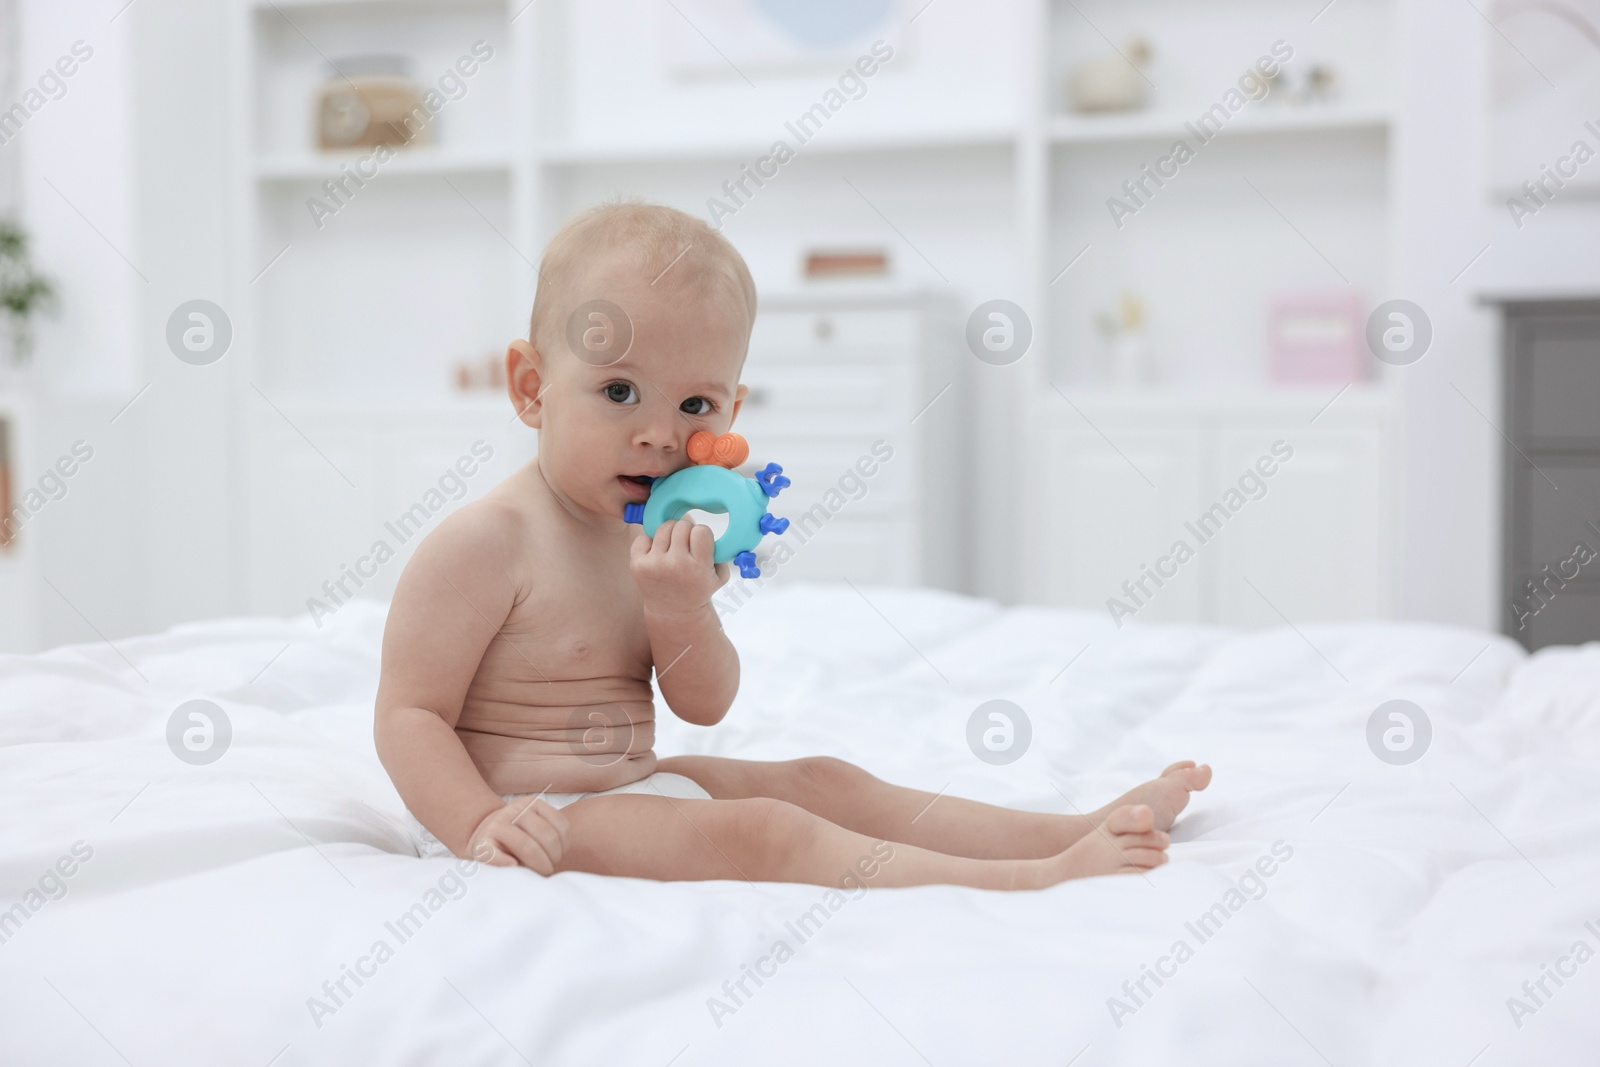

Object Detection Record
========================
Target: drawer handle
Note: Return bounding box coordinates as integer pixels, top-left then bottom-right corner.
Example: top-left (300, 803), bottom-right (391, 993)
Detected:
top-left (744, 387), bottom-right (771, 407)
top-left (813, 317), bottom-right (834, 341)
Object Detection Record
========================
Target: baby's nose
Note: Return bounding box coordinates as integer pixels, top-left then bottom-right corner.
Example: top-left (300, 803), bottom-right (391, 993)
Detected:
top-left (631, 413), bottom-right (681, 451)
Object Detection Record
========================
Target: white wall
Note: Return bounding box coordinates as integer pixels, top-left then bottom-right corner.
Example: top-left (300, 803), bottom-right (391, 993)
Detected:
top-left (15, 0), bottom-right (240, 649)
top-left (14, 0), bottom-right (144, 648)
top-left (1360, 0), bottom-right (1600, 629)
top-left (128, 0), bottom-right (244, 639)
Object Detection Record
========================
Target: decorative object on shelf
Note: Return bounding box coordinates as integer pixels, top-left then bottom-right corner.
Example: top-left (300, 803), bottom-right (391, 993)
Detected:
top-left (452, 350), bottom-right (506, 392)
top-left (1266, 290), bottom-right (1366, 383)
top-left (1094, 291), bottom-right (1148, 385)
top-left (0, 218), bottom-right (55, 373)
top-left (1263, 63), bottom-right (1341, 107)
top-left (621, 431), bottom-right (790, 580)
top-left (803, 248), bottom-right (889, 279)
top-left (1067, 38), bottom-right (1152, 114)
top-left (1303, 65), bottom-right (1340, 104)
top-left (317, 56), bottom-right (430, 151)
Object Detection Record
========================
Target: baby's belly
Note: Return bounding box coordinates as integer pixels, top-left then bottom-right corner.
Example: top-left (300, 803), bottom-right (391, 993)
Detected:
top-left (455, 694), bottom-right (658, 795)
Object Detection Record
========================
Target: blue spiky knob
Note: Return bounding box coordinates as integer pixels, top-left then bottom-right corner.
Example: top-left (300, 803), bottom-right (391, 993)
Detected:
top-left (755, 463), bottom-right (790, 498)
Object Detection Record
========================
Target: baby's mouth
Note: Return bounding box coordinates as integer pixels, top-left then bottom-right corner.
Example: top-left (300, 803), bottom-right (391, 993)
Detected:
top-left (618, 474), bottom-right (655, 501)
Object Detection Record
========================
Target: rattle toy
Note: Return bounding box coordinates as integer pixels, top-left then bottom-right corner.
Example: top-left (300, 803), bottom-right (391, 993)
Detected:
top-left (622, 431), bottom-right (790, 579)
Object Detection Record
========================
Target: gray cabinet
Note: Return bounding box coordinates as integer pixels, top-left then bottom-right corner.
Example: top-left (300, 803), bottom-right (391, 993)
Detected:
top-left (1501, 302), bottom-right (1600, 649)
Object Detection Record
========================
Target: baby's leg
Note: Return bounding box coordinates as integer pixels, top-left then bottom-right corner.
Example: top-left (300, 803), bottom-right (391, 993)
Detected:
top-left (552, 793), bottom-right (1167, 889)
top-left (657, 755), bottom-right (1210, 860)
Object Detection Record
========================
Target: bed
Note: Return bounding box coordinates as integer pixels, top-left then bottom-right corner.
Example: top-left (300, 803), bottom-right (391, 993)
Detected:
top-left (2, 583), bottom-right (1597, 1065)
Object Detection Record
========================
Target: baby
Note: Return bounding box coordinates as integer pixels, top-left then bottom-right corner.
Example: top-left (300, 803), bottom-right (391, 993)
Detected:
top-left (374, 201), bottom-right (1211, 889)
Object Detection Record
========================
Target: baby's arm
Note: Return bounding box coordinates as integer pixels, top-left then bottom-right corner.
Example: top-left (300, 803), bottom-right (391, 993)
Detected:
top-left (374, 504), bottom-right (567, 869)
top-left (630, 518), bottom-right (739, 726)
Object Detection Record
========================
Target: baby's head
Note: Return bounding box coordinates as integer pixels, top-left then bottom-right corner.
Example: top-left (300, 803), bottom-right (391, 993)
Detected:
top-left (507, 201), bottom-right (756, 519)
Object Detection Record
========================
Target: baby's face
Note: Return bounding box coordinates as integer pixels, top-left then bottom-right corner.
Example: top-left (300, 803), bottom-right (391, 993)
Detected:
top-left (526, 257), bottom-right (750, 520)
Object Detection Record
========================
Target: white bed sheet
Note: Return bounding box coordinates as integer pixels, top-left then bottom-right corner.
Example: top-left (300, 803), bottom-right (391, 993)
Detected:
top-left (2, 584), bottom-right (1598, 1066)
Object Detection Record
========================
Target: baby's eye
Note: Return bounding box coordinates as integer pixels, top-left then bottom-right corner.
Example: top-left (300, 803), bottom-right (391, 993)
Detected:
top-left (604, 381), bottom-right (639, 405)
top-left (680, 396), bottom-right (714, 416)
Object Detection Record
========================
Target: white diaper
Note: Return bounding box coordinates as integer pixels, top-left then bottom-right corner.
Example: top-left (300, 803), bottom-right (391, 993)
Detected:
top-left (406, 770), bottom-right (711, 860)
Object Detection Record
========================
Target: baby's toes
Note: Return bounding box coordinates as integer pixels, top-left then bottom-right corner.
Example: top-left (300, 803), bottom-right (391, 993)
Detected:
top-left (1119, 829), bottom-right (1170, 850)
top-left (1163, 761), bottom-right (1212, 790)
top-left (1104, 804), bottom-right (1155, 835)
top-left (1118, 846), bottom-right (1169, 869)
top-left (1112, 829), bottom-right (1169, 855)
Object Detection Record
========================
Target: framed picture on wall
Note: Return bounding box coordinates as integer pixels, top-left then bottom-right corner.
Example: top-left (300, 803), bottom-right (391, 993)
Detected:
top-left (662, 0), bottom-right (907, 77)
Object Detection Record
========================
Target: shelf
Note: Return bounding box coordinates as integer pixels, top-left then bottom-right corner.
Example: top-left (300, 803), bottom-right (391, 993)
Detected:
top-left (539, 127), bottom-right (1018, 166)
top-left (759, 285), bottom-right (960, 312)
top-left (254, 110), bottom-right (1383, 173)
top-left (255, 146), bottom-right (516, 181)
top-left (1476, 290), bottom-right (1600, 307)
top-left (1038, 384), bottom-right (1398, 411)
top-left (251, 392), bottom-right (518, 416)
top-left (1048, 104), bottom-right (1391, 145)
top-left (251, 0), bottom-right (506, 12)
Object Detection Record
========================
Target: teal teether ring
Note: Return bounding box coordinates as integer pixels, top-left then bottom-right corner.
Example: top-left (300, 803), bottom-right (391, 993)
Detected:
top-left (621, 439), bottom-right (790, 578)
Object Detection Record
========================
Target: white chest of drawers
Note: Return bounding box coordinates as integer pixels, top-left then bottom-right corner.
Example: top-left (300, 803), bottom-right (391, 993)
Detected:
top-left (730, 290), bottom-right (967, 592)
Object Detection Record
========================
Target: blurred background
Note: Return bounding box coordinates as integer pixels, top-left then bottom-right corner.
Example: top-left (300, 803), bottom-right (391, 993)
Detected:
top-left (1, 0), bottom-right (1598, 654)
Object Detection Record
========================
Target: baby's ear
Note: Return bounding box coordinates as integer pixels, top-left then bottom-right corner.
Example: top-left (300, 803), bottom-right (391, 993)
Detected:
top-left (506, 340), bottom-right (545, 428)
top-left (728, 383), bottom-right (750, 428)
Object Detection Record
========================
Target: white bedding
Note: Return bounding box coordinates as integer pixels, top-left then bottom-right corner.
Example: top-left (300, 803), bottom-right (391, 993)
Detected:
top-left (2, 584), bottom-right (1598, 1066)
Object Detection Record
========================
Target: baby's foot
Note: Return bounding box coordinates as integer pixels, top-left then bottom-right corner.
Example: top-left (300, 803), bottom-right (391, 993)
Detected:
top-left (1039, 805), bottom-right (1169, 885)
top-left (1097, 761), bottom-right (1212, 833)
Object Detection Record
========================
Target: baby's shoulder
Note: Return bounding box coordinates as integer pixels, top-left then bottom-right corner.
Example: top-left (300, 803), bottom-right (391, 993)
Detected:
top-left (385, 475), bottom-right (556, 628)
top-left (398, 480), bottom-right (541, 585)
top-left (424, 490), bottom-right (534, 560)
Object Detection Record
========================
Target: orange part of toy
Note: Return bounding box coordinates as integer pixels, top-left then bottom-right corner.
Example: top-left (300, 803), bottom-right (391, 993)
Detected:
top-left (687, 430), bottom-right (749, 468)
top-left (686, 430), bottom-right (715, 464)
top-left (715, 433), bottom-right (750, 467)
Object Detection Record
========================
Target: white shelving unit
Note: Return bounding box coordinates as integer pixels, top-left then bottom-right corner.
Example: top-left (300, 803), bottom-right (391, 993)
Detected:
top-left (228, 0), bottom-right (1405, 619)
top-left (1023, 0), bottom-right (1398, 388)
top-left (234, 0), bottom-right (544, 616)
top-left (1009, 0), bottom-right (1402, 618)
top-left (238, 0), bottom-right (538, 395)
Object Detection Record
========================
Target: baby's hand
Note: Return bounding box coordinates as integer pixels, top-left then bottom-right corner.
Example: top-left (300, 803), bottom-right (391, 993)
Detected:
top-left (466, 796), bottom-right (571, 874)
top-left (630, 518), bottom-right (730, 617)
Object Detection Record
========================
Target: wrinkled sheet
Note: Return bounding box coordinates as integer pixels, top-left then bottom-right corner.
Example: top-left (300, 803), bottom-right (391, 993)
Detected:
top-left (2, 584), bottom-right (1597, 1066)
